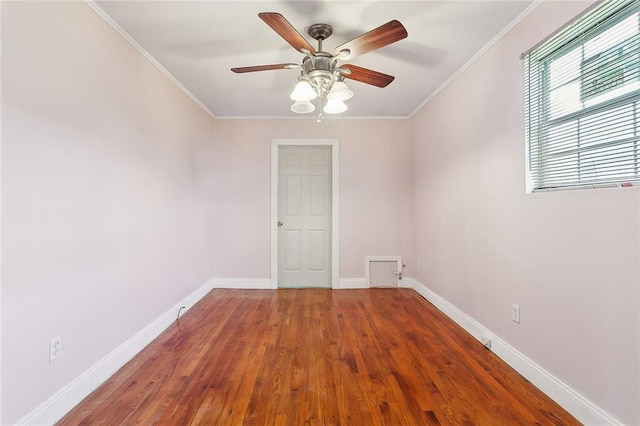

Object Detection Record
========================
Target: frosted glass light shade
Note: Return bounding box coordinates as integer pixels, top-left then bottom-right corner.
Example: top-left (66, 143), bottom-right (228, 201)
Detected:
top-left (290, 100), bottom-right (315, 114)
top-left (290, 80), bottom-right (317, 101)
top-left (323, 98), bottom-right (347, 114)
top-left (327, 81), bottom-right (353, 101)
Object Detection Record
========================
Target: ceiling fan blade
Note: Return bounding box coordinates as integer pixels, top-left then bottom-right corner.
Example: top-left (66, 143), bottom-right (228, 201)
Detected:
top-left (231, 63), bottom-right (299, 73)
top-left (258, 12), bottom-right (316, 54)
top-left (334, 20), bottom-right (407, 60)
top-left (341, 64), bottom-right (395, 88)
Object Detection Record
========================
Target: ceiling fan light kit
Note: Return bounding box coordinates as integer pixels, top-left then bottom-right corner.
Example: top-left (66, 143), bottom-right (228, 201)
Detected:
top-left (291, 100), bottom-right (316, 114)
top-left (323, 98), bottom-right (348, 114)
top-left (232, 12), bottom-right (407, 116)
top-left (290, 77), bottom-right (318, 102)
top-left (327, 79), bottom-right (354, 101)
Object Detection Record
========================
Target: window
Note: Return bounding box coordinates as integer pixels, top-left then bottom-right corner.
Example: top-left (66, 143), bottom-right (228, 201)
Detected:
top-left (523, 0), bottom-right (640, 191)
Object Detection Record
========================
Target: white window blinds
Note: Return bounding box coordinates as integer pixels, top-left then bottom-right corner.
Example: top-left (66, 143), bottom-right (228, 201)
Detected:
top-left (523, 0), bottom-right (640, 191)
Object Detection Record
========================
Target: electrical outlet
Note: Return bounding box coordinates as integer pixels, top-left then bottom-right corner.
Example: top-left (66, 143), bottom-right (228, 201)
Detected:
top-left (481, 336), bottom-right (492, 349)
top-left (512, 303), bottom-right (521, 324)
top-left (49, 336), bottom-right (62, 362)
top-left (417, 258), bottom-right (422, 269)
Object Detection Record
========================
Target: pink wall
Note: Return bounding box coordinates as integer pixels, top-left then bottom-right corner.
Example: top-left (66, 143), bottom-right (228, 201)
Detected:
top-left (208, 119), bottom-right (414, 279)
top-left (3, 0), bottom-right (637, 424)
top-left (1, 2), bottom-right (218, 422)
top-left (410, 1), bottom-right (640, 424)
top-left (1, 3), bottom-right (414, 422)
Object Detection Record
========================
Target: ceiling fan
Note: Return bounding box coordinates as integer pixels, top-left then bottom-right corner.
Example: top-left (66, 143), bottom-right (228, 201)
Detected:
top-left (231, 12), bottom-right (408, 115)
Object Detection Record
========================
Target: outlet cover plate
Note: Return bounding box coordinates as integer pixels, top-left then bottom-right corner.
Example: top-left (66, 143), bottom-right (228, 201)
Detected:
top-left (481, 336), bottom-right (492, 349)
top-left (49, 336), bottom-right (61, 362)
top-left (512, 303), bottom-right (521, 324)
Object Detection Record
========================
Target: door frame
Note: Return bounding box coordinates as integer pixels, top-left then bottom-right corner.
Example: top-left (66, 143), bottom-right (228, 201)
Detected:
top-left (271, 138), bottom-right (339, 289)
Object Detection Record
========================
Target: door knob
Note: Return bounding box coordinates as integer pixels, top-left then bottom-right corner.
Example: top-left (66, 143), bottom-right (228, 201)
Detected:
top-left (277, 221), bottom-right (283, 227)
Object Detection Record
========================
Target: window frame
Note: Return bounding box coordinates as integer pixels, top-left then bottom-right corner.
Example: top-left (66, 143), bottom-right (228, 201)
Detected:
top-left (523, 0), bottom-right (640, 192)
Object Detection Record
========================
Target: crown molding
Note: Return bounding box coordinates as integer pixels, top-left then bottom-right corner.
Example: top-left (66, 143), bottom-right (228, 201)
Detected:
top-left (83, 0), bottom-right (216, 119)
top-left (408, 0), bottom-right (544, 118)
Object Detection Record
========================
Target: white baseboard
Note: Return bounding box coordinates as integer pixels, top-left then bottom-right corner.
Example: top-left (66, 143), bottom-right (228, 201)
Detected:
top-left (338, 278), bottom-right (367, 289)
top-left (16, 278), bottom-right (217, 426)
top-left (403, 278), bottom-right (621, 426)
top-left (337, 277), bottom-right (414, 289)
top-left (212, 278), bottom-right (365, 289)
top-left (210, 278), bottom-right (272, 289)
top-left (398, 278), bottom-right (413, 289)
top-left (20, 278), bottom-right (618, 425)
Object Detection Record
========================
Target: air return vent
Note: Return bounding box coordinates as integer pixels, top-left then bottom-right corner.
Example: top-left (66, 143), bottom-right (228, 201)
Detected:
top-left (365, 256), bottom-right (402, 288)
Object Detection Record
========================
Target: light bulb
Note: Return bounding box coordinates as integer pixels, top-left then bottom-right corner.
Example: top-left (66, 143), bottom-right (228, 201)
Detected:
top-left (290, 100), bottom-right (315, 114)
top-left (323, 98), bottom-right (348, 114)
top-left (290, 79), bottom-right (317, 101)
top-left (327, 81), bottom-right (353, 101)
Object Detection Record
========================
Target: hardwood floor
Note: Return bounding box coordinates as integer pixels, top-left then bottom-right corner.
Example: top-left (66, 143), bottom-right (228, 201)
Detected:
top-left (59, 289), bottom-right (580, 425)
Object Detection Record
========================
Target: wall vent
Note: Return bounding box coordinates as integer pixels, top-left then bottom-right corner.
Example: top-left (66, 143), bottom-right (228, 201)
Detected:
top-left (365, 256), bottom-right (402, 288)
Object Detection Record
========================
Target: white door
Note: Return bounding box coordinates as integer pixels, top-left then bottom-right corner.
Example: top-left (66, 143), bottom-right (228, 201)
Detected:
top-left (278, 146), bottom-right (331, 287)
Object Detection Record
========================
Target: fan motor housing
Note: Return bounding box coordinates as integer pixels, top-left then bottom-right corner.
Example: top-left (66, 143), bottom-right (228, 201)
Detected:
top-left (303, 52), bottom-right (335, 88)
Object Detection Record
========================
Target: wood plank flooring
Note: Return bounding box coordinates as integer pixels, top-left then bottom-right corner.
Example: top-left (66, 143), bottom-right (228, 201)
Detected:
top-left (58, 289), bottom-right (580, 425)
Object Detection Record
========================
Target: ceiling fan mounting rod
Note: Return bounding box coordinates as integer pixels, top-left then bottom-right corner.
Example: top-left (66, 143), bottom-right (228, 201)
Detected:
top-left (308, 23), bottom-right (333, 53)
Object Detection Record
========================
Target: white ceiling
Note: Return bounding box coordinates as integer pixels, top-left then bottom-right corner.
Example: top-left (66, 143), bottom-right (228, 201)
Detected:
top-left (93, 1), bottom-right (534, 118)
